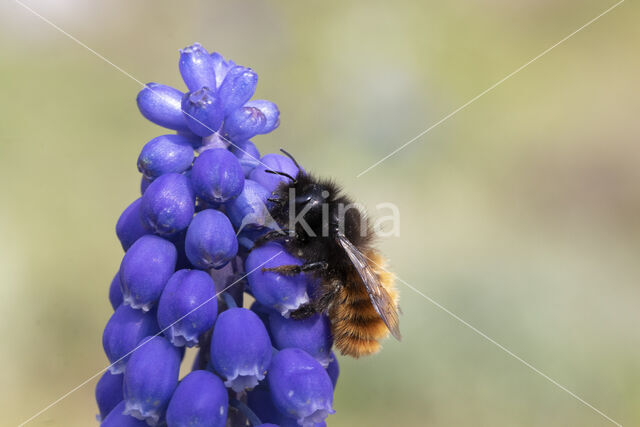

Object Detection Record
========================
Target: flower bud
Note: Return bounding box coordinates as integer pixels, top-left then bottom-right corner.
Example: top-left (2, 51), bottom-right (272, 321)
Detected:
top-left (246, 243), bottom-right (311, 317)
top-left (210, 308), bottom-right (272, 392)
top-left (179, 42), bottom-right (217, 91)
top-left (141, 173), bottom-right (195, 236)
top-left (270, 313), bottom-right (333, 367)
top-left (95, 370), bottom-right (123, 421)
top-left (223, 106), bottom-right (266, 141)
top-left (109, 272), bottom-right (123, 310)
top-left (166, 370), bottom-right (228, 427)
top-left (249, 153), bottom-right (301, 193)
top-left (268, 348), bottom-right (335, 426)
top-left (248, 384), bottom-right (329, 427)
top-left (229, 140), bottom-right (261, 177)
top-left (245, 100), bottom-right (280, 134)
top-left (100, 401), bottom-right (148, 427)
top-left (102, 305), bottom-right (159, 373)
top-left (181, 87), bottom-right (225, 137)
top-left (137, 134), bottom-right (195, 179)
top-left (185, 209), bottom-right (238, 269)
top-left (115, 198), bottom-right (150, 251)
top-left (136, 83), bottom-right (189, 131)
top-left (120, 235), bottom-right (177, 311)
top-left (190, 148), bottom-right (244, 204)
top-left (210, 52), bottom-right (236, 88)
top-left (218, 66), bottom-right (258, 114)
top-left (225, 179), bottom-right (273, 231)
top-left (157, 269), bottom-right (218, 347)
top-left (123, 336), bottom-right (181, 426)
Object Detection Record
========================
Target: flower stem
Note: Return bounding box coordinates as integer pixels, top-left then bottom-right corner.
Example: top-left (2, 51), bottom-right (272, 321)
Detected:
top-left (229, 398), bottom-right (262, 426)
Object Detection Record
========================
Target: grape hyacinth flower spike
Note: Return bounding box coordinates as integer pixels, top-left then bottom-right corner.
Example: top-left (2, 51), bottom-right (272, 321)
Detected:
top-left (100, 43), bottom-right (340, 426)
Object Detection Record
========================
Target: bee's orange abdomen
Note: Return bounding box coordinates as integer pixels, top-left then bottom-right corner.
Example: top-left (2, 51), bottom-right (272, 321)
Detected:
top-left (330, 251), bottom-right (397, 358)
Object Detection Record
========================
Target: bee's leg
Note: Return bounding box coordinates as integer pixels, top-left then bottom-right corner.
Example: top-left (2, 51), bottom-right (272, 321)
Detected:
top-left (290, 303), bottom-right (317, 319)
top-left (252, 229), bottom-right (291, 250)
top-left (314, 282), bottom-right (341, 312)
top-left (262, 261), bottom-right (328, 276)
top-left (291, 279), bottom-right (341, 320)
top-left (301, 261), bottom-right (329, 272)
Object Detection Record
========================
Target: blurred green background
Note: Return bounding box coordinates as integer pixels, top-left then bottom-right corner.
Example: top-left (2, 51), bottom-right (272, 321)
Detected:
top-left (1, 0), bottom-right (639, 425)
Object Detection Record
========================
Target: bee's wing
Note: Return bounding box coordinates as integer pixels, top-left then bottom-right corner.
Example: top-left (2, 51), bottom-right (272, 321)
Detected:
top-left (336, 234), bottom-right (401, 341)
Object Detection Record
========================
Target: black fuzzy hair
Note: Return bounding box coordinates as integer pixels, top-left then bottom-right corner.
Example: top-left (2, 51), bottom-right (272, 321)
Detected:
top-left (268, 171), bottom-right (373, 281)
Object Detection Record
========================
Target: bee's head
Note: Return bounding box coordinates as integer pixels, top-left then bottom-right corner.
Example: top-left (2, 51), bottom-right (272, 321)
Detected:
top-left (293, 183), bottom-right (330, 229)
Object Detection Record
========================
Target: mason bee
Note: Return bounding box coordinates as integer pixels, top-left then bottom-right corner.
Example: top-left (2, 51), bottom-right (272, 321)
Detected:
top-left (255, 150), bottom-right (401, 357)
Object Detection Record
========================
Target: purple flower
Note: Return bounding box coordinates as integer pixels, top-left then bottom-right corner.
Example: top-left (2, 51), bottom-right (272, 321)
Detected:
top-left (326, 352), bottom-right (340, 389)
top-left (245, 100), bottom-right (280, 134)
top-left (95, 370), bottom-right (123, 421)
top-left (249, 153), bottom-right (301, 193)
top-left (137, 134), bottom-right (195, 179)
top-left (210, 308), bottom-right (272, 392)
top-left (100, 401), bottom-right (148, 427)
top-left (102, 43), bottom-right (342, 427)
top-left (108, 272), bottom-right (123, 310)
top-left (102, 304), bottom-right (159, 373)
top-left (179, 42), bottom-right (217, 91)
top-left (246, 243), bottom-right (311, 317)
top-left (218, 66), bottom-right (258, 115)
top-left (185, 209), bottom-right (238, 269)
top-left (181, 87), bottom-right (225, 137)
top-left (268, 348), bottom-right (335, 427)
top-left (119, 235), bottom-right (177, 311)
top-left (123, 336), bottom-right (181, 426)
top-left (225, 179), bottom-right (273, 232)
top-left (136, 83), bottom-right (189, 131)
top-left (223, 106), bottom-right (267, 141)
top-left (270, 313), bottom-right (333, 367)
top-left (166, 370), bottom-right (228, 427)
top-left (115, 198), bottom-right (150, 251)
top-left (190, 148), bottom-right (245, 204)
top-left (229, 140), bottom-right (261, 177)
top-left (141, 173), bottom-right (195, 236)
top-left (157, 269), bottom-right (218, 347)
top-left (210, 52), bottom-right (236, 88)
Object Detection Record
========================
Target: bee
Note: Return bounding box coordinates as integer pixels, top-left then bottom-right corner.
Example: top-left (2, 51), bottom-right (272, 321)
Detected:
top-left (254, 149), bottom-right (401, 357)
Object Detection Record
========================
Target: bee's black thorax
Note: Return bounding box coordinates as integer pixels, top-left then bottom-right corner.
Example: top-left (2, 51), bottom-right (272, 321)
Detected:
top-left (268, 172), bottom-right (372, 282)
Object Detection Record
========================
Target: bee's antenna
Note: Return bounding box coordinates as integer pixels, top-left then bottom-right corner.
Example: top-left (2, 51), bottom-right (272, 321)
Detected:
top-left (280, 148), bottom-right (303, 173)
top-left (265, 169), bottom-right (297, 184)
